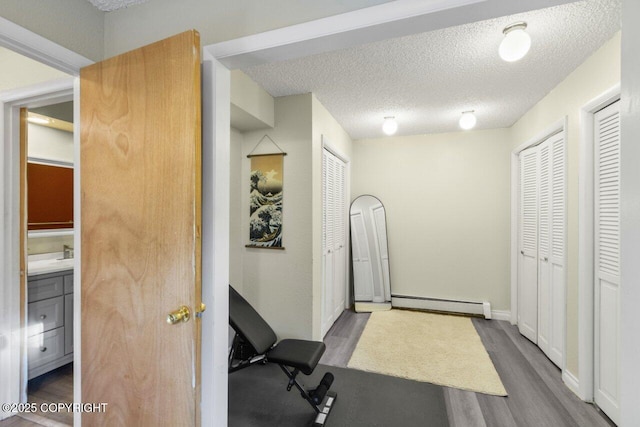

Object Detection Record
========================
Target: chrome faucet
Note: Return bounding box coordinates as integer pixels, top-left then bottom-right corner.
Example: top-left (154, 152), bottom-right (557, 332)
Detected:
top-left (63, 245), bottom-right (74, 259)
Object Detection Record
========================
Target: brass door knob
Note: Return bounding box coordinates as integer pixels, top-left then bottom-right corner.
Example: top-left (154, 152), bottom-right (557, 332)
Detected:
top-left (167, 305), bottom-right (190, 324)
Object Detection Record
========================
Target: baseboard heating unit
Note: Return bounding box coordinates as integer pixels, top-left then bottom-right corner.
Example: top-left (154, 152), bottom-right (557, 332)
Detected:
top-left (391, 294), bottom-right (492, 319)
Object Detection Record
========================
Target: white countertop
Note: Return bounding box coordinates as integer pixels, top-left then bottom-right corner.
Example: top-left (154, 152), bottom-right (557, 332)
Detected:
top-left (28, 252), bottom-right (74, 276)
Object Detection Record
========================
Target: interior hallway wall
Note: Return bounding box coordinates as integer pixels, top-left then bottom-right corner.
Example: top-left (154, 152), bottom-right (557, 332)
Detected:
top-left (0, 0), bottom-right (104, 61)
top-left (352, 128), bottom-right (512, 311)
top-left (509, 31), bottom-right (620, 379)
top-left (230, 127), bottom-right (244, 293)
top-left (240, 94), bottom-right (314, 340)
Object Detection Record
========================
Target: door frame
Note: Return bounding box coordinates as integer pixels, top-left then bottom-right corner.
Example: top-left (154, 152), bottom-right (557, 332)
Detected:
top-left (577, 84), bottom-right (620, 402)
top-left (0, 16), bottom-right (90, 421)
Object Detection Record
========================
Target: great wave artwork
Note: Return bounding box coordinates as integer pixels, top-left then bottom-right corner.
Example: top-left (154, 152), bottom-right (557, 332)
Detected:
top-left (249, 153), bottom-right (284, 248)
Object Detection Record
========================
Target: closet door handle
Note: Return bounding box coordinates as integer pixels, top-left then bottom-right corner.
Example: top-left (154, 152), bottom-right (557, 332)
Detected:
top-left (520, 250), bottom-right (524, 255)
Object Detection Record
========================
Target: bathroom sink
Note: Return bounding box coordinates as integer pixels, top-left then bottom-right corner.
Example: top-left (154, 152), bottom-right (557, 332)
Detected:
top-left (27, 253), bottom-right (74, 276)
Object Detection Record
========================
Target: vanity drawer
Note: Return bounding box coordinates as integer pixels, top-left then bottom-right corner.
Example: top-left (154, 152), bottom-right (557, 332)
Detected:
top-left (28, 275), bottom-right (64, 302)
top-left (27, 296), bottom-right (64, 335)
top-left (64, 274), bottom-right (74, 294)
top-left (28, 327), bottom-right (65, 370)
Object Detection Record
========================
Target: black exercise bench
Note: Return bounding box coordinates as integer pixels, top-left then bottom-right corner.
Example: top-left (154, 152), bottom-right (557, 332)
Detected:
top-left (228, 285), bottom-right (336, 426)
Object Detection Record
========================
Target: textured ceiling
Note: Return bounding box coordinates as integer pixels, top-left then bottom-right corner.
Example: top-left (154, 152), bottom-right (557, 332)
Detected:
top-left (243, 0), bottom-right (621, 139)
top-left (86, 0), bottom-right (148, 12)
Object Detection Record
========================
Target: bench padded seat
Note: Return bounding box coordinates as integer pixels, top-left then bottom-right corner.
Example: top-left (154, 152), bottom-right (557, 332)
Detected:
top-left (267, 339), bottom-right (326, 375)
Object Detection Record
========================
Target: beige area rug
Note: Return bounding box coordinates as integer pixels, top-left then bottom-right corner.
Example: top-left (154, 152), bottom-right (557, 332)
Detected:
top-left (347, 309), bottom-right (508, 396)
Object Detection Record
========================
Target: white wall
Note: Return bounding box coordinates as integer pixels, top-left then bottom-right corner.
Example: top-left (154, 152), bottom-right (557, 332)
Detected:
top-left (240, 94), bottom-right (314, 340)
top-left (509, 32), bottom-right (620, 377)
top-left (230, 127), bottom-right (244, 292)
top-left (27, 123), bottom-right (73, 163)
top-left (311, 94), bottom-right (353, 339)
top-left (231, 70), bottom-right (274, 131)
top-left (0, 48), bottom-right (70, 93)
top-left (620, 0), bottom-right (640, 423)
top-left (352, 128), bottom-right (512, 310)
top-left (0, 0), bottom-right (104, 61)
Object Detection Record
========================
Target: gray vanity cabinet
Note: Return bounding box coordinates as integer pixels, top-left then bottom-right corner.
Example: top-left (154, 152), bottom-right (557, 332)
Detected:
top-left (27, 270), bottom-right (74, 379)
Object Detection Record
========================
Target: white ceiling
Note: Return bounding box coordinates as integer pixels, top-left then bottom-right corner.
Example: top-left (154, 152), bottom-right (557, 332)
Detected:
top-left (242, 0), bottom-right (621, 139)
top-left (86, 0), bottom-right (148, 12)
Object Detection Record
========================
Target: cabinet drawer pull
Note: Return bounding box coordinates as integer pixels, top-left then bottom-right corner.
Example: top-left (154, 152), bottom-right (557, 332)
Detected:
top-left (40, 347), bottom-right (47, 352)
top-left (40, 314), bottom-right (47, 320)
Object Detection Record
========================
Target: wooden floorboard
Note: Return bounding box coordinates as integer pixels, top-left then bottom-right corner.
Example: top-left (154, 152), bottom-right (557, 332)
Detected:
top-left (321, 309), bottom-right (614, 427)
top-left (319, 309), bottom-right (370, 368)
top-left (0, 364), bottom-right (73, 427)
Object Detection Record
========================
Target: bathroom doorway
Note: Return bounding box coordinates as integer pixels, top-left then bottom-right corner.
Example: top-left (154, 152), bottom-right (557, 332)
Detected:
top-left (22, 100), bottom-right (75, 427)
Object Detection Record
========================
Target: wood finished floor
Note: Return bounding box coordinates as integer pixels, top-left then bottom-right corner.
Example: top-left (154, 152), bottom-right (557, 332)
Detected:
top-left (320, 309), bottom-right (615, 427)
top-left (2, 312), bottom-right (614, 426)
top-left (0, 364), bottom-right (73, 427)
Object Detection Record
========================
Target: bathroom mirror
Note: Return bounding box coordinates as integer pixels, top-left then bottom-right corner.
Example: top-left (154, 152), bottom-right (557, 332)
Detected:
top-left (350, 195), bottom-right (391, 312)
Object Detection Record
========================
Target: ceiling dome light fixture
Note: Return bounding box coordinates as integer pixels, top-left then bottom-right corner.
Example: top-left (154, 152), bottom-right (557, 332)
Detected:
top-left (459, 111), bottom-right (477, 130)
top-left (382, 116), bottom-right (398, 135)
top-left (499, 21), bottom-right (531, 62)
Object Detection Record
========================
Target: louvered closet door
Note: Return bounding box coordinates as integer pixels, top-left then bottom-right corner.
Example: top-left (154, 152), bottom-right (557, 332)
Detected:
top-left (322, 148), bottom-right (347, 336)
top-left (519, 147), bottom-right (539, 343)
top-left (537, 140), bottom-right (551, 355)
top-left (594, 100), bottom-right (620, 425)
top-left (537, 131), bottom-right (566, 368)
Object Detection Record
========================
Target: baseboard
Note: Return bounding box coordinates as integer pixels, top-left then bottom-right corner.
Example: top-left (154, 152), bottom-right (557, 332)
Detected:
top-left (562, 370), bottom-right (581, 398)
top-left (391, 294), bottom-right (491, 319)
top-left (491, 310), bottom-right (511, 321)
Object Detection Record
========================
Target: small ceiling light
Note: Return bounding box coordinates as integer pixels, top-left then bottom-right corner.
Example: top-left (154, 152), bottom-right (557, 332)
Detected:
top-left (27, 116), bottom-right (51, 125)
top-left (499, 22), bottom-right (531, 62)
top-left (382, 116), bottom-right (398, 136)
top-left (459, 111), bottom-right (477, 130)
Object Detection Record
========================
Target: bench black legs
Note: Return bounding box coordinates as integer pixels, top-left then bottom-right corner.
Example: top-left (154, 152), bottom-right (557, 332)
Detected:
top-left (278, 365), bottom-right (337, 426)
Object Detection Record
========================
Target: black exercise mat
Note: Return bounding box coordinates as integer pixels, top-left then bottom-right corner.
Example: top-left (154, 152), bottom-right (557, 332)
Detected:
top-left (228, 363), bottom-right (449, 426)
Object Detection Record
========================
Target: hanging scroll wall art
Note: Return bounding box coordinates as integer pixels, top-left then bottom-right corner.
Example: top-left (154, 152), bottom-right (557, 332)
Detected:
top-left (247, 135), bottom-right (286, 249)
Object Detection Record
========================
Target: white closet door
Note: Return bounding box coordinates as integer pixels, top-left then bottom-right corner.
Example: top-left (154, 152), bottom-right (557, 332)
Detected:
top-left (322, 148), bottom-right (348, 336)
top-left (537, 140), bottom-right (551, 355)
top-left (333, 158), bottom-right (347, 321)
top-left (536, 131), bottom-right (566, 368)
top-left (594, 100), bottom-right (620, 425)
top-left (548, 131), bottom-right (565, 368)
top-left (519, 147), bottom-right (539, 343)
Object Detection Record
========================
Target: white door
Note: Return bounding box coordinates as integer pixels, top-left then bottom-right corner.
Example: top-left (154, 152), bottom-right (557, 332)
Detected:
top-left (536, 132), bottom-right (566, 368)
top-left (332, 158), bottom-right (347, 321)
top-left (594, 100), bottom-right (620, 425)
top-left (519, 146), bottom-right (539, 343)
top-left (322, 148), bottom-right (347, 336)
top-left (537, 140), bottom-right (551, 355)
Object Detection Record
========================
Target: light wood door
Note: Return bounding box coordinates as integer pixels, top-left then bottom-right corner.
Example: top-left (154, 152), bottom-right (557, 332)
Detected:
top-left (80, 31), bottom-right (202, 426)
top-left (594, 100), bottom-right (620, 425)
